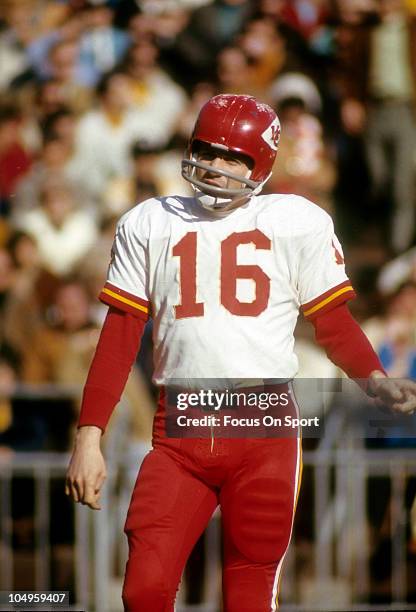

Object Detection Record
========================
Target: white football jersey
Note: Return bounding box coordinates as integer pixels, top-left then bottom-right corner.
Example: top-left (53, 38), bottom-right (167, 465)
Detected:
top-left (100, 194), bottom-right (355, 384)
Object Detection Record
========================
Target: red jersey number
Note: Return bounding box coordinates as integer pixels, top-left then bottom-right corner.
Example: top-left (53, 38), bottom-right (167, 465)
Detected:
top-left (173, 230), bottom-right (271, 319)
top-left (172, 232), bottom-right (204, 318)
top-left (221, 230), bottom-right (271, 316)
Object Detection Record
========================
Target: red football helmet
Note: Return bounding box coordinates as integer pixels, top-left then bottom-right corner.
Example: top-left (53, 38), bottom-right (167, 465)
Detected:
top-left (182, 94), bottom-right (280, 200)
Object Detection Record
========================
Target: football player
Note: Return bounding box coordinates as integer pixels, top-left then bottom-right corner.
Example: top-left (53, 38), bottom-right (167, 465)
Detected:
top-left (66, 95), bottom-right (416, 612)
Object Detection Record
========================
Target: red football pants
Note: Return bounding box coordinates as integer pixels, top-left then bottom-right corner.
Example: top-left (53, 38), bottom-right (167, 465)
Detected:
top-left (122, 434), bottom-right (301, 612)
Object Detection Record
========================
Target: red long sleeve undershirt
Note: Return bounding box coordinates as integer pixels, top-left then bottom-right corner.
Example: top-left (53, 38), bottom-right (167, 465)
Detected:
top-left (78, 303), bottom-right (384, 432)
top-left (78, 307), bottom-right (146, 431)
top-left (311, 303), bottom-right (384, 381)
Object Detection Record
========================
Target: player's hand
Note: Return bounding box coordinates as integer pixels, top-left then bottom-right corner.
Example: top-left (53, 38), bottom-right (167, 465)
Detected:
top-left (65, 426), bottom-right (107, 510)
top-left (369, 370), bottom-right (416, 414)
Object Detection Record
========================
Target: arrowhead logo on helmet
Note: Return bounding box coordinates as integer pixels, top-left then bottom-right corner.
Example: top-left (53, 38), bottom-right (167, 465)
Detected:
top-left (262, 118), bottom-right (281, 151)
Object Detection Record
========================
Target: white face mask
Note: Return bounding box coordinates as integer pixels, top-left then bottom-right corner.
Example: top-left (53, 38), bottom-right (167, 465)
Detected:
top-left (182, 159), bottom-right (271, 213)
top-left (182, 153), bottom-right (257, 199)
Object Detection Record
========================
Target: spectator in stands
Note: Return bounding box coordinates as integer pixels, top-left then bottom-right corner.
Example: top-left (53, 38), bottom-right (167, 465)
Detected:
top-left (22, 1), bottom-right (129, 88)
top-left (256, 0), bottom-right (331, 78)
top-left (102, 139), bottom-right (192, 217)
top-left (0, 247), bottom-right (16, 345)
top-left (24, 10), bottom-right (86, 83)
top-left (365, 281), bottom-right (416, 379)
top-left (41, 107), bottom-right (76, 148)
top-left (0, 105), bottom-right (32, 217)
top-left (334, 0), bottom-right (416, 254)
top-left (0, 0), bottom-right (69, 91)
top-left (0, 343), bottom-right (18, 455)
top-left (128, 139), bottom-right (191, 200)
top-left (73, 70), bottom-right (143, 198)
top-left (277, 0), bottom-right (331, 45)
top-left (267, 94), bottom-right (336, 213)
top-left (170, 0), bottom-right (254, 84)
top-left (9, 8), bottom-right (91, 112)
top-left (237, 16), bottom-right (287, 96)
top-left (35, 77), bottom-right (73, 118)
top-left (121, 39), bottom-right (187, 146)
top-left (45, 39), bottom-right (93, 113)
top-left (17, 176), bottom-right (97, 277)
top-left (2, 231), bottom-right (44, 355)
top-left (175, 81), bottom-right (216, 147)
top-left (78, 1), bottom-right (131, 86)
top-left (12, 131), bottom-right (87, 220)
top-left (377, 244), bottom-right (416, 296)
top-left (0, 342), bottom-right (48, 453)
top-left (36, 108), bottom-right (96, 207)
top-left (21, 278), bottom-right (99, 387)
top-left (216, 46), bottom-right (253, 95)
top-left (0, 2), bottom-right (34, 92)
top-left (134, 2), bottom-right (189, 48)
top-left (76, 216), bottom-right (120, 323)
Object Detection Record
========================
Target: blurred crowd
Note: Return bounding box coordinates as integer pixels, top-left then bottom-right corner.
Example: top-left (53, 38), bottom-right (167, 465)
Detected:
top-left (0, 0), bottom-right (416, 457)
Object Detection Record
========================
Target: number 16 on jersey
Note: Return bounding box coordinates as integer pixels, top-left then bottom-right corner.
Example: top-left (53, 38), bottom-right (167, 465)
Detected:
top-left (173, 230), bottom-right (271, 319)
